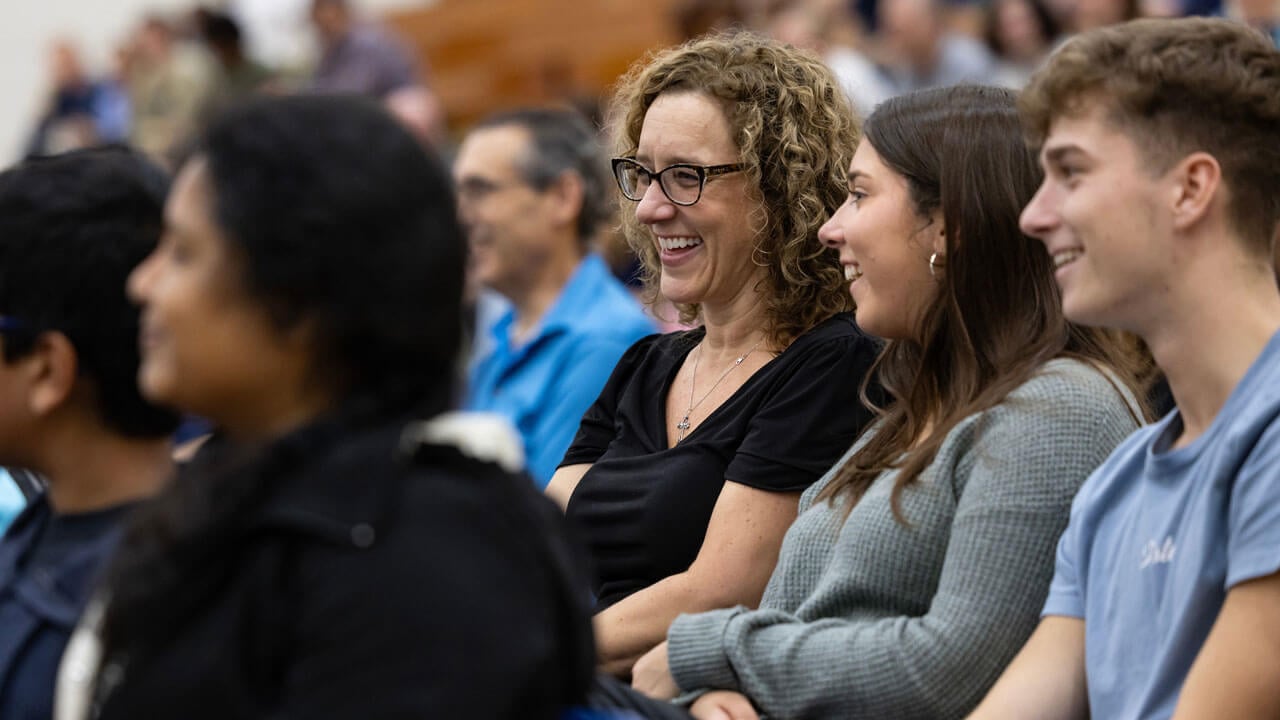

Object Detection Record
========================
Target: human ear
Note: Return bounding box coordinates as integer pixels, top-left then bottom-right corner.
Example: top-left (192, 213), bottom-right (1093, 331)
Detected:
top-left (930, 207), bottom-right (947, 256)
top-left (546, 170), bottom-right (585, 232)
top-left (27, 332), bottom-right (78, 417)
top-left (1170, 152), bottom-right (1221, 233)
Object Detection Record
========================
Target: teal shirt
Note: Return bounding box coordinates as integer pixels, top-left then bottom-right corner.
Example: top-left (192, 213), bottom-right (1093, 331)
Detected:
top-left (465, 255), bottom-right (655, 487)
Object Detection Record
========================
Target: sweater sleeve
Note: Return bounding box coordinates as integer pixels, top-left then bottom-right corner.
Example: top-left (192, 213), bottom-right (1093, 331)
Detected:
top-left (667, 364), bottom-right (1140, 719)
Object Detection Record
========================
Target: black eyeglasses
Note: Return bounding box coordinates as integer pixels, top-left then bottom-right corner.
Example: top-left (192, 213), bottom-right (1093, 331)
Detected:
top-left (611, 157), bottom-right (744, 207)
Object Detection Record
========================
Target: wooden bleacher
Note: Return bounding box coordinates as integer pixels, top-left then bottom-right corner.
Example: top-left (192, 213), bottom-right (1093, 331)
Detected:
top-left (385, 0), bottom-right (684, 139)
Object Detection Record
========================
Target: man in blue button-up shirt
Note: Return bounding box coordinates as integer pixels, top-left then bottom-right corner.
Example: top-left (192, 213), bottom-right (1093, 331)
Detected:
top-left (455, 108), bottom-right (655, 487)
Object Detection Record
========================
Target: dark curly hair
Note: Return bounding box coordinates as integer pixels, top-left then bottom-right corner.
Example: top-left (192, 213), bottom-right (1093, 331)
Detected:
top-left (0, 146), bottom-right (180, 438)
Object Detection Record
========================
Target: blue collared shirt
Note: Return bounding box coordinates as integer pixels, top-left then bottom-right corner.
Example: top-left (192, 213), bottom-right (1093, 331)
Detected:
top-left (465, 255), bottom-right (655, 487)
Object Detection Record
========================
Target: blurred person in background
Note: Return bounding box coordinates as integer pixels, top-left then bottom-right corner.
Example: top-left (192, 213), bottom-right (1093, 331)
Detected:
top-left (54, 95), bottom-right (594, 720)
top-left (1229, 0), bottom-right (1280, 45)
top-left (877, 0), bottom-right (997, 94)
top-left (546, 32), bottom-right (882, 679)
top-left (673, 0), bottom-right (748, 39)
top-left (455, 107), bottom-right (655, 489)
top-left (765, 0), bottom-right (893, 116)
top-left (309, 0), bottom-right (443, 144)
top-left (126, 16), bottom-right (216, 165)
top-left (0, 147), bottom-right (179, 720)
top-left (195, 9), bottom-right (274, 121)
top-left (1068, 0), bottom-right (1139, 32)
top-left (984, 0), bottom-right (1062, 87)
top-left (26, 42), bottom-right (130, 158)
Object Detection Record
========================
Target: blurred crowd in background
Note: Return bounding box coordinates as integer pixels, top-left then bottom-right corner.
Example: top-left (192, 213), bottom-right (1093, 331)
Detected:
top-left (25, 0), bottom-right (440, 163)
top-left (22, 0), bottom-right (1280, 170)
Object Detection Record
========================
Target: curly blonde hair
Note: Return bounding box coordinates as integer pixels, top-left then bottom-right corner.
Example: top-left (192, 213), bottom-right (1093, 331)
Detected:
top-left (608, 31), bottom-right (860, 348)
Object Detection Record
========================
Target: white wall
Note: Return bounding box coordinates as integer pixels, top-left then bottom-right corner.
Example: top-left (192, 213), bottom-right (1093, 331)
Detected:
top-left (0, 0), bottom-right (434, 167)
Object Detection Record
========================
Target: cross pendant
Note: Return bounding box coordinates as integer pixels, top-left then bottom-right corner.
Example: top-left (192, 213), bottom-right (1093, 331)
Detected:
top-left (676, 415), bottom-right (691, 432)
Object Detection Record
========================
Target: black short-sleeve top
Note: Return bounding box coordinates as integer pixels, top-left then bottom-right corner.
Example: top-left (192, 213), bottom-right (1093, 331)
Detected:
top-left (561, 313), bottom-right (881, 609)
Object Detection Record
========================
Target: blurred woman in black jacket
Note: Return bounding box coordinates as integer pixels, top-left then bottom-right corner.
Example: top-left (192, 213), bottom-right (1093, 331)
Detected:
top-left (55, 95), bottom-right (595, 720)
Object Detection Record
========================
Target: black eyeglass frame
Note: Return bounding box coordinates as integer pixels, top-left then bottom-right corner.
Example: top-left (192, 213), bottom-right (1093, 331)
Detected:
top-left (611, 157), bottom-right (745, 207)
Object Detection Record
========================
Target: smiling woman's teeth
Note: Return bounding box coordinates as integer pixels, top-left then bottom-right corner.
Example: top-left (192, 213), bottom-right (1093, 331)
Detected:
top-left (845, 265), bottom-right (863, 281)
top-left (1053, 249), bottom-right (1084, 268)
top-left (659, 236), bottom-right (703, 250)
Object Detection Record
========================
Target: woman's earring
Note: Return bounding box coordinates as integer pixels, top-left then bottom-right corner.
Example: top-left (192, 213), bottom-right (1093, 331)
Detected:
top-left (929, 252), bottom-right (945, 279)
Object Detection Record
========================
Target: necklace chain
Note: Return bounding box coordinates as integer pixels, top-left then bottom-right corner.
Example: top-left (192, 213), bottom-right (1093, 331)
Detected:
top-left (676, 339), bottom-right (763, 443)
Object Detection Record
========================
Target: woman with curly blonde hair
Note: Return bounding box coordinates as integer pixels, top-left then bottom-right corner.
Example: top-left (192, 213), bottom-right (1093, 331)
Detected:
top-left (546, 32), bottom-right (882, 678)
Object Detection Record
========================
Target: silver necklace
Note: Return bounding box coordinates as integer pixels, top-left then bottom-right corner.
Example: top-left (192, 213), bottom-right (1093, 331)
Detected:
top-left (676, 339), bottom-right (764, 443)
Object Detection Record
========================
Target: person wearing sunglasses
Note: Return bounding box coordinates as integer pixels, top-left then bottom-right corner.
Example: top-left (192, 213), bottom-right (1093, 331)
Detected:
top-left (545, 32), bottom-right (882, 679)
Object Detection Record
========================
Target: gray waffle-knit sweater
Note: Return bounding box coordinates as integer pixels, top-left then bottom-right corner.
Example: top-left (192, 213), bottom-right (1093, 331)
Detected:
top-left (667, 359), bottom-right (1141, 719)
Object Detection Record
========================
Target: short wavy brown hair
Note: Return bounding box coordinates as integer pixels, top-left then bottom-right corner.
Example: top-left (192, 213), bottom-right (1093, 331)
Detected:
top-left (1020, 17), bottom-right (1280, 254)
top-left (608, 31), bottom-right (860, 347)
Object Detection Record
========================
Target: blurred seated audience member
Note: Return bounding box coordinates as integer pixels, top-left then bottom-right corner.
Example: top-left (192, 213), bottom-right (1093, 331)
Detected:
top-left (766, 0), bottom-right (893, 116)
top-left (195, 10), bottom-right (274, 120)
top-left (456, 108), bottom-right (655, 488)
top-left (1139, 0), bottom-right (1185, 16)
top-left (26, 42), bottom-right (130, 158)
top-left (1230, 0), bottom-right (1280, 45)
top-left (309, 0), bottom-right (443, 144)
top-left (0, 147), bottom-right (180, 720)
top-left (1069, 0), bottom-right (1138, 32)
top-left (673, 0), bottom-right (749, 39)
top-left (126, 16), bottom-right (216, 165)
top-left (878, 0), bottom-right (997, 94)
top-left (546, 32), bottom-right (882, 678)
top-left (54, 95), bottom-right (594, 720)
top-left (597, 83), bottom-right (1146, 720)
top-left (984, 0), bottom-right (1061, 88)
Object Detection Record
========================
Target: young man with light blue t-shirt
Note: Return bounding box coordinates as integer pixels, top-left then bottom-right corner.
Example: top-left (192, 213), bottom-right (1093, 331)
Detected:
top-left (968, 18), bottom-right (1280, 720)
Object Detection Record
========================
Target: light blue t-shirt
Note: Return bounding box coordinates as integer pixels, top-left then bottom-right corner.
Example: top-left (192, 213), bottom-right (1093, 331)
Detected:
top-left (0, 469), bottom-right (24, 537)
top-left (1043, 329), bottom-right (1280, 719)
